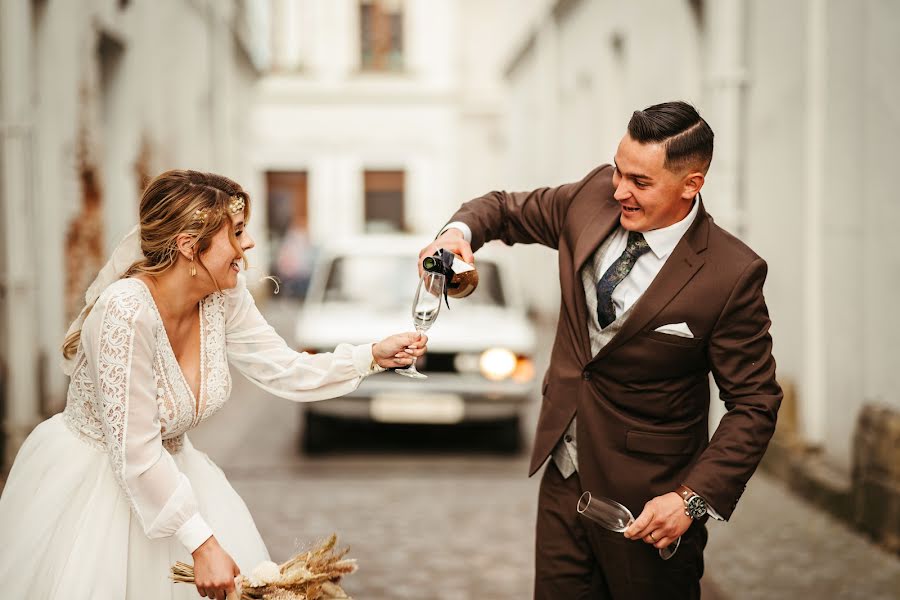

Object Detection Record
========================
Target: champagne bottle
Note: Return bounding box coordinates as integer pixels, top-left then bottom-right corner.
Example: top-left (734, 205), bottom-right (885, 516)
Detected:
top-left (422, 249), bottom-right (479, 299)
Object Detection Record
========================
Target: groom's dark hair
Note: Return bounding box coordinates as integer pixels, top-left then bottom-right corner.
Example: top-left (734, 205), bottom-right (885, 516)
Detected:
top-left (628, 101), bottom-right (714, 174)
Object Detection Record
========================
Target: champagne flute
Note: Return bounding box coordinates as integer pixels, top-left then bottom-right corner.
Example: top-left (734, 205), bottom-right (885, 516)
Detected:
top-left (577, 492), bottom-right (681, 560)
top-left (395, 271), bottom-right (445, 379)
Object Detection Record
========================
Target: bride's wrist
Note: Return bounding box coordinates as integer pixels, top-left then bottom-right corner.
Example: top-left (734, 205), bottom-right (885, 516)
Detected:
top-left (371, 341), bottom-right (381, 361)
top-left (192, 535), bottom-right (218, 558)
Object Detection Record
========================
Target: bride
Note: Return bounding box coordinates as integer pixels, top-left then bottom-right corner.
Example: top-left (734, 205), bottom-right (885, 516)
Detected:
top-left (0, 170), bottom-right (427, 600)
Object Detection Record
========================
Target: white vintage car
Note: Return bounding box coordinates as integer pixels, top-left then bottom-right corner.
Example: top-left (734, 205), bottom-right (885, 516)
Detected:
top-left (294, 235), bottom-right (538, 453)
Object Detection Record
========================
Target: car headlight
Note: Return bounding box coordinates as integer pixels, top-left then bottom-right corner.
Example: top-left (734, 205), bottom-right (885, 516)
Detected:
top-left (479, 348), bottom-right (518, 381)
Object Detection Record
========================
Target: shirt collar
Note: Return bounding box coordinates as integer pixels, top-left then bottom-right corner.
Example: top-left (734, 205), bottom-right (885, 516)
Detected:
top-left (641, 197), bottom-right (700, 260)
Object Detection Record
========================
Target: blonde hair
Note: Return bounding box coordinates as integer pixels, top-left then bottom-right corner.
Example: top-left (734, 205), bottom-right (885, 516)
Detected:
top-left (62, 169), bottom-right (252, 360)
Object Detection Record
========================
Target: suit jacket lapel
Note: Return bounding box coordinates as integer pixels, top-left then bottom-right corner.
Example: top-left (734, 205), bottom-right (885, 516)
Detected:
top-left (573, 198), bottom-right (621, 273)
top-left (588, 201), bottom-right (711, 364)
top-left (570, 199), bottom-right (621, 362)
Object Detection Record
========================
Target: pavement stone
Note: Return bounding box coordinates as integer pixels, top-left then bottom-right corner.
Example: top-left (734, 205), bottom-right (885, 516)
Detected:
top-left (705, 473), bottom-right (900, 599)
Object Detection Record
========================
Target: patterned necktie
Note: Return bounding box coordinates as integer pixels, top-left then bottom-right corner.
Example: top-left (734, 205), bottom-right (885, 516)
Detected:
top-left (595, 231), bottom-right (651, 328)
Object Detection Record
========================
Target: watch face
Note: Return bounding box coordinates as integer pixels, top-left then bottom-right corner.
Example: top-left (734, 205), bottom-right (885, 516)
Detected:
top-left (687, 496), bottom-right (707, 519)
top-left (686, 496), bottom-right (707, 518)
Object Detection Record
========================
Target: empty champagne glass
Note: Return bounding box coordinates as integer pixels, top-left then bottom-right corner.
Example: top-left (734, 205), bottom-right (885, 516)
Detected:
top-left (395, 271), bottom-right (445, 379)
top-left (577, 491), bottom-right (681, 560)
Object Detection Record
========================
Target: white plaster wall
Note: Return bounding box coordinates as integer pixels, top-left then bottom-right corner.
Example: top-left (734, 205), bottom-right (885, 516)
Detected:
top-left (729, 0), bottom-right (900, 469)
top-left (26, 0), bottom-right (260, 412)
top-left (742, 0), bottom-right (810, 435)
top-left (825, 0), bottom-right (900, 468)
top-left (454, 0), bottom-right (507, 203)
top-left (859, 0), bottom-right (900, 414)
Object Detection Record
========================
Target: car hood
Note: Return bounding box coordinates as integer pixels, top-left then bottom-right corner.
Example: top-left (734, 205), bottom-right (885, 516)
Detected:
top-left (295, 303), bottom-right (537, 354)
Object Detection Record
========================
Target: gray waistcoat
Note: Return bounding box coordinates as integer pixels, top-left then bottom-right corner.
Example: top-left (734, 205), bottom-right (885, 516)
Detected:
top-left (551, 228), bottom-right (634, 478)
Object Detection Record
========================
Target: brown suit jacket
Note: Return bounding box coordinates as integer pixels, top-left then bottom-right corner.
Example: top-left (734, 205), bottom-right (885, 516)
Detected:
top-left (450, 164), bottom-right (782, 520)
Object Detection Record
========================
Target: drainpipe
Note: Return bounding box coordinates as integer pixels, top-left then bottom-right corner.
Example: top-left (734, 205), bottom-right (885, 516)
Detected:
top-left (0, 0), bottom-right (41, 469)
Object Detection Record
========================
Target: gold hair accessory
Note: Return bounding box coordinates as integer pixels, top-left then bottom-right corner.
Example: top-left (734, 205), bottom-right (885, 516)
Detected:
top-left (194, 208), bottom-right (208, 225)
top-left (228, 195), bottom-right (245, 214)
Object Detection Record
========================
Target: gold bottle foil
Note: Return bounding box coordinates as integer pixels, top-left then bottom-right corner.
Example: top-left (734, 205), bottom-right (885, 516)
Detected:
top-left (447, 264), bottom-right (479, 298)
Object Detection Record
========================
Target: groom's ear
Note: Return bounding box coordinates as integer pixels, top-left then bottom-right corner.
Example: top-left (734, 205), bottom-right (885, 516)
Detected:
top-left (175, 233), bottom-right (197, 260)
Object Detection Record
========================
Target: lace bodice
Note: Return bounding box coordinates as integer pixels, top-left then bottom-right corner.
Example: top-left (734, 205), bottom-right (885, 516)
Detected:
top-left (62, 275), bottom-right (379, 552)
top-left (64, 279), bottom-right (230, 454)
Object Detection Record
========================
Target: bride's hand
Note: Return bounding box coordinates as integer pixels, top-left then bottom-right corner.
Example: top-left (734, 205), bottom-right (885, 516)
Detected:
top-left (373, 332), bottom-right (428, 369)
top-left (192, 536), bottom-right (241, 600)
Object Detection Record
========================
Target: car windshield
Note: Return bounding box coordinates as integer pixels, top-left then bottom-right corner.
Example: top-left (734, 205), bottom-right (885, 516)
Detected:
top-left (322, 255), bottom-right (506, 308)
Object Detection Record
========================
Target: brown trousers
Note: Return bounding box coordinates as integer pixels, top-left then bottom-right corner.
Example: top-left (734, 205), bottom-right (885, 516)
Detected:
top-left (534, 463), bottom-right (706, 600)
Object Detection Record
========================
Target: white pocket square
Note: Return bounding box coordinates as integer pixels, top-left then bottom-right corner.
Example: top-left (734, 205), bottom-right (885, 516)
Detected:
top-left (654, 322), bottom-right (695, 338)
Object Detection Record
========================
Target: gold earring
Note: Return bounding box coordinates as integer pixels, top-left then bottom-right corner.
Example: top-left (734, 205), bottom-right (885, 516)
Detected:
top-left (190, 256), bottom-right (197, 277)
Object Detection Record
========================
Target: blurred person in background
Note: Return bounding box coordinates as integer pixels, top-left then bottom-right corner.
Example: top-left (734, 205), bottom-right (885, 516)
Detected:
top-left (420, 101), bottom-right (782, 600)
top-left (275, 219), bottom-right (316, 298)
top-left (0, 170), bottom-right (427, 600)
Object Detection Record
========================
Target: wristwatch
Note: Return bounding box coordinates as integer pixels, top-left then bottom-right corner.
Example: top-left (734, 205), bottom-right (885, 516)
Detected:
top-left (677, 485), bottom-right (708, 520)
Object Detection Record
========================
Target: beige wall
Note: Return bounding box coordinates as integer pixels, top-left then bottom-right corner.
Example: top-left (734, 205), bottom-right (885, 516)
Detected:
top-left (1, 0), bottom-right (262, 462)
top-left (744, 0), bottom-right (900, 468)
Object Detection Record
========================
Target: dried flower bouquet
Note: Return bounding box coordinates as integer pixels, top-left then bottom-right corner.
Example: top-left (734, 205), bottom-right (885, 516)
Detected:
top-left (172, 534), bottom-right (357, 600)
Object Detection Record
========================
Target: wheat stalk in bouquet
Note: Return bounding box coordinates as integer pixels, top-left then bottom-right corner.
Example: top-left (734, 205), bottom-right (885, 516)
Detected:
top-left (172, 534), bottom-right (357, 600)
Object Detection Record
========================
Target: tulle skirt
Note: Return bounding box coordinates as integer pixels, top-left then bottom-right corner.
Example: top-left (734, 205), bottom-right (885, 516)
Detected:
top-left (0, 414), bottom-right (269, 599)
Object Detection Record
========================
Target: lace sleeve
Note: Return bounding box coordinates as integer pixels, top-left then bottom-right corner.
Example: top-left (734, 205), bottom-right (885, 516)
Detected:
top-left (81, 282), bottom-right (213, 552)
top-left (223, 275), bottom-right (381, 402)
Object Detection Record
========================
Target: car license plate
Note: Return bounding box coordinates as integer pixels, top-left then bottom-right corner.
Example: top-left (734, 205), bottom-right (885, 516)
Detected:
top-left (371, 393), bottom-right (465, 424)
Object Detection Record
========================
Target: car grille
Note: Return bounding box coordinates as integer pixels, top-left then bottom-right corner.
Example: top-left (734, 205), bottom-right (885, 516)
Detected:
top-left (414, 352), bottom-right (456, 373)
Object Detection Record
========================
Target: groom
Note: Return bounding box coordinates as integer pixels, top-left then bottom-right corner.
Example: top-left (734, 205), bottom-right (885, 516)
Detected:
top-left (420, 101), bottom-right (782, 599)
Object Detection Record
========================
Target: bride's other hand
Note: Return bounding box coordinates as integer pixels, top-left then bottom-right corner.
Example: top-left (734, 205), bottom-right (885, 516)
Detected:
top-left (373, 332), bottom-right (428, 369)
top-left (192, 536), bottom-right (240, 600)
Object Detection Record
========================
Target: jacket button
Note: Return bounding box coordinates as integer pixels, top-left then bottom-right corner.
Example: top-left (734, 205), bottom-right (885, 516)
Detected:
top-left (582, 371), bottom-right (591, 380)
top-left (564, 434), bottom-right (574, 443)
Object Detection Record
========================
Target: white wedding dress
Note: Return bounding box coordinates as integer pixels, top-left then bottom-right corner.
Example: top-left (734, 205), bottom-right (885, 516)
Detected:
top-left (0, 275), bottom-right (379, 599)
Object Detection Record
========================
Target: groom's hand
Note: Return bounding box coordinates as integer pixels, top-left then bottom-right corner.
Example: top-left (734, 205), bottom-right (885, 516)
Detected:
top-left (623, 492), bottom-right (693, 550)
top-left (418, 228), bottom-right (475, 276)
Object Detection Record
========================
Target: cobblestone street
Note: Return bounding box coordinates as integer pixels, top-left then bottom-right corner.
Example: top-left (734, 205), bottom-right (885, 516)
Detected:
top-left (194, 393), bottom-right (541, 599)
top-left (705, 474), bottom-right (900, 600)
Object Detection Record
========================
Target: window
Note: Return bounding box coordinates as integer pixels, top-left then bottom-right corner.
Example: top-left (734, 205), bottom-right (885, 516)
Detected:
top-left (360, 0), bottom-right (403, 71)
top-left (364, 170), bottom-right (405, 233)
top-left (266, 171), bottom-right (308, 238)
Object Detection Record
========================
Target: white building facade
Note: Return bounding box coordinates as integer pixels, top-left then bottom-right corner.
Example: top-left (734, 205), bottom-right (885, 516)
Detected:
top-left (0, 0), bottom-right (267, 467)
top-left (248, 0), bottom-right (509, 262)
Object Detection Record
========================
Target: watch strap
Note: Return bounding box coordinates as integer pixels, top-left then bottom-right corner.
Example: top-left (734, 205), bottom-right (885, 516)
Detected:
top-left (677, 485), bottom-right (695, 501)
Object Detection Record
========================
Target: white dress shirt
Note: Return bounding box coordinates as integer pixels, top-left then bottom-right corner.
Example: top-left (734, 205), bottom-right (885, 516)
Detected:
top-left (596, 197), bottom-right (699, 317)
